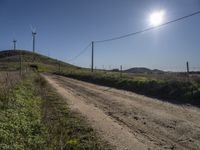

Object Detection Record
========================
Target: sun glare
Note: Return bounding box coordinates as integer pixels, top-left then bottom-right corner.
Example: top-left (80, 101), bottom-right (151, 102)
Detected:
top-left (149, 10), bottom-right (165, 27)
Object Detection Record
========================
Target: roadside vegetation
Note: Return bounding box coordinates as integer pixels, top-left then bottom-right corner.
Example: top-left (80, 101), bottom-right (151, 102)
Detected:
top-left (1, 50), bottom-right (199, 107)
top-left (0, 72), bottom-right (46, 149)
top-left (55, 71), bottom-right (200, 107)
top-left (0, 72), bottom-right (112, 150)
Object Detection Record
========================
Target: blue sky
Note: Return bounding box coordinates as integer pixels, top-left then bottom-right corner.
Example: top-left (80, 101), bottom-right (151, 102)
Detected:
top-left (0, 0), bottom-right (200, 71)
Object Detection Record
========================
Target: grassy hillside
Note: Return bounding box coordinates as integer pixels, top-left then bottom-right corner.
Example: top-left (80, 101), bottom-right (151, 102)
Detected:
top-left (0, 50), bottom-right (78, 72)
top-left (124, 67), bottom-right (164, 74)
top-left (0, 50), bottom-right (113, 149)
top-left (1, 50), bottom-right (199, 107)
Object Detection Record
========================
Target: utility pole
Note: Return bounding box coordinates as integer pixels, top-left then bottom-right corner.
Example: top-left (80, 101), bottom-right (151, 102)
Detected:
top-left (91, 41), bottom-right (94, 72)
top-left (13, 39), bottom-right (17, 50)
top-left (120, 65), bottom-right (123, 78)
top-left (19, 50), bottom-right (22, 76)
top-left (186, 61), bottom-right (190, 78)
top-left (59, 61), bottom-right (61, 73)
top-left (32, 32), bottom-right (36, 53)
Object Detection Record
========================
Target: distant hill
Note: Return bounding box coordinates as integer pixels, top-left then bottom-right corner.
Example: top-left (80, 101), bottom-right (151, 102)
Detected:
top-left (0, 50), bottom-right (77, 72)
top-left (124, 67), bottom-right (164, 74)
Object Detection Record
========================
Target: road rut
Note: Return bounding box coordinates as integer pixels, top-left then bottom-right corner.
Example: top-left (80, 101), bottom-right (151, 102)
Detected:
top-left (43, 74), bottom-right (200, 150)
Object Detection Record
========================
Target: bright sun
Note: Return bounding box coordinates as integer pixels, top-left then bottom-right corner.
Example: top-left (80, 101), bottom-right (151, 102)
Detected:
top-left (149, 11), bottom-right (165, 26)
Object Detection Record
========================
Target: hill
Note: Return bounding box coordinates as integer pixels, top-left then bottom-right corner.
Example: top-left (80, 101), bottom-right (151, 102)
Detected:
top-left (124, 67), bottom-right (164, 74)
top-left (0, 50), bottom-right (77, 72)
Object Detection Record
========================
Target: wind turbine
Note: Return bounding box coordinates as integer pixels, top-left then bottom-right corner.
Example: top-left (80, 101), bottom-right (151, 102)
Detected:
top-left (13, 39), bottom-right (17, 50)
top-left (30, 25), bottom-right (37, 53)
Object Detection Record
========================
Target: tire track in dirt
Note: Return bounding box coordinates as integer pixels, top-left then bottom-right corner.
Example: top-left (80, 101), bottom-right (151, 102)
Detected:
top-left (43, 74), bottom-right (200, 150)
top-left (43, 74), bottom-right (147, 150)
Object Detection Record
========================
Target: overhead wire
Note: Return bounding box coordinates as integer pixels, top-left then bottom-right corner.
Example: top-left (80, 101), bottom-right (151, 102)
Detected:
top-left (67, 10), bottom-right (200, 65)
top-left (67, 42), bottom-right (92, 62)
top-left (94, 10), bottom-right (200, 43)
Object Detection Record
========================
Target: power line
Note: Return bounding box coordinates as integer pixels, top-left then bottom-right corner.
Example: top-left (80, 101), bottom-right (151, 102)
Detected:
top-left (94, 10), bottom-right (200, 43)
top-left (68, 42), bottom-right (92, 62)
top-left (68, 10), bottom-right (200, 68)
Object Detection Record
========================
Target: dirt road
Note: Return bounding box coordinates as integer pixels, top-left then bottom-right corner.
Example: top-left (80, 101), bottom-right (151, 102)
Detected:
top-left (43, 74), bottom-right (200, 150)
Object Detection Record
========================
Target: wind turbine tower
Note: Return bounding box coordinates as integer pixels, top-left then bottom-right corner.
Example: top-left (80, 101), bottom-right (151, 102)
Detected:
top-left (32, 31), bottom-right (36, 53)
top-left (13, 39), bottom-right (17, 50)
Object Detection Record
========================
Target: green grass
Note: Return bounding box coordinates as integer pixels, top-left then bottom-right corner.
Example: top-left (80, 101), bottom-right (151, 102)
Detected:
top-left (37, 75), bottom-right (112, 150)
top-left (0, 72), bottom-right (112, 150)
top-left (0, 50), bottom-right (77, 72)
top-left (55, 71), bottom-right (200, 107)
top-left (1, 49), bottom-right (199, 106)
top-left (0, 74), bottom-right (46, 150)
top-left (0, 50), bottom-right (112, 149)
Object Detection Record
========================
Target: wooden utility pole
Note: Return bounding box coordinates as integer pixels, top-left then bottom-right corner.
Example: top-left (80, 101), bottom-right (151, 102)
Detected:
top-left (91, 41), bottom-right (94, 72)
top-left (120, 65), bottom-right (123, 78)
top-left (19, 50), bottom-right (22, 76)
top-left (59, 61), bottom-right (61, 73)
top-left (186, 61), bottom-right (190, 75)
top-left (186, 61), bottom-right (190, 80)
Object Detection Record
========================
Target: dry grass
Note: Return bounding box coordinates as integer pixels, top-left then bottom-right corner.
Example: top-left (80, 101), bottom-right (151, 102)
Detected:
top-left (0, 72), bottom-right (21, 109)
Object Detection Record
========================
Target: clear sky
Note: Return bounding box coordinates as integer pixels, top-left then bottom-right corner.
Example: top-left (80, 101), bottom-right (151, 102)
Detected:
top-left (0, 0), bottom-right (200, 71)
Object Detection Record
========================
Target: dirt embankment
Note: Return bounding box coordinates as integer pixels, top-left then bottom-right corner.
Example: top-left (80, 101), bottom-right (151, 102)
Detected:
top-left (43, 74), bottom-right (200, 150)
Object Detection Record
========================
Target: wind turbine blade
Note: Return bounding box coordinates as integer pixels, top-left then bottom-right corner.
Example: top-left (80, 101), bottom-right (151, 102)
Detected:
top-left (12, 32), bottom-right (16, 40)
top-left (29, 24), bottom-right (33, 31)
top-left (29, 24), bottom-right (36, 32)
